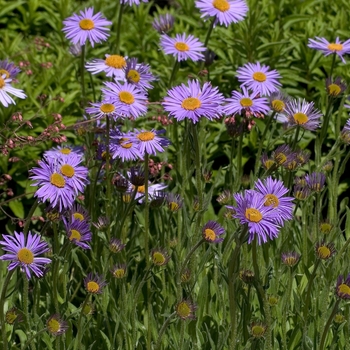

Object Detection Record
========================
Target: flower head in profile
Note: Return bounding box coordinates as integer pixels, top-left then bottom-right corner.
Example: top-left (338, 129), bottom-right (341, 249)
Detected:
top-left (85, 54), bottom-right (127, 79)
top-left (202, 220), bottom-right (225, 243)
top-left (67, 203), bottom-right (90, 223)
top-left (308, 37), bottom-right (350, 63)
top-left (131, 129), bottom-right (170, 156)
top-left (166, 193), bottom-right (183, 212)
top-left (0, 74), bottom-right (26, 107)
top-left (65, 217), bottom-right (92, 249)
top-left (151, 248), bottom-right (170, 266)
top-left (46, 314), bottom-right (69, 336)
top-left (269, 90), bottom-right (290, 113)
top-left (109, 238), bottom-right (125, 253)
top-left (341, 119), bottom-right (350, 144)
top-left (0, 231), bottom-right (51, 279)
top-left (124, 58), bottom-right (156, 91)
top-left (281, 252), bottom-right (300, 267)
top-left (120, 0), bottom-right (148, 5)
top-left (86, 100), bottom-right (119, 119)
top-left (110, 130), bottom-right (143, 161)
top-left (305, 172), bottom-right (326, 192)
top-left (44, 145), bottom-right (84, 161)
top-left (326, 77), bottom-right (346, 97)
top-left (195, 0), bottom-right (248, 27)
top-left (84, 273), bottom-right (107, 294)
top-left (175, 299), bottom-right (197, 320)
top-left (62, 7), bottom-right (112, 47)
top-left (111, 264), bottom-right (127, 279)
top-left (5, 307), bottom-right (24, 325)
top-left (162, 79), bottom-right (224, 123)
top-left (336, 274), bottom-right (350, 299)
top-left (250, 321), bottom-right (267, 338)
top-left (236, 62), bottom-right (281, 96)
top-left (160, 33), bottom-right (206, 62)
top-left (0, 59), bottom-right (21, 79)
top-left (152, 14), bottom-right (174, 33)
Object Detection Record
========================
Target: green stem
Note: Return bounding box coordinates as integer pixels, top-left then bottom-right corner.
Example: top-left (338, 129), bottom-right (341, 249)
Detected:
top-left (329, 53), bottom-right (336, 79)
top-left (319, 299), bottom-right (340, 350)
top-left (179, 320), bottom-right (186, 350)
top-left (168, 60), bottom-right (179, 87)
top-left (203, 17), bottom-right (216, 48)
top-left (155, 312), bottom-right (176, 350)
top-left (282, 268), bottom-right (293, 349)
top-left (74, 295), bottom-right (90, 350)
top-left (115, 3), bottom-right (124, 53)
top-left (80, 45), bottom-right (86, 106)
top-left (23, 328), bottom-right (48, 350)
top-left (52, 223), bottom-right (59, 313)
top-left (105, 116), bottom-right (112, 242)
top-left (179, 239), bottom-right (205, 278)
top-left (234, 131), bottom-right (244, 191)
top-left (291, 125), bottom-right (300, 151)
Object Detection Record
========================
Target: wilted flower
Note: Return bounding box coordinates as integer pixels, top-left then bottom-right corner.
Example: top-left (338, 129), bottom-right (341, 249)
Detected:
top-left (109, 238), bottom-right (125, 253)
top-left (250, 321), bottom-right (267, 338)
top-left (84, 273), bottom-right (107, 294)
top-left (239, 269), bottom-right (255, 284)
top-left (319, 220), bottom-right (333, 234)
top-left (151, 248), bottom-right (170, 266)
top-left (175, 299), bottom-right (197, 320)
top-left (46, 314), bottom-right (68, 336)
top-left (315, 241), bottom-right (336, 260)
top-left (5, 307), bottom-right (23, 325)
top-left (336, 274), bottom-right (350, 299)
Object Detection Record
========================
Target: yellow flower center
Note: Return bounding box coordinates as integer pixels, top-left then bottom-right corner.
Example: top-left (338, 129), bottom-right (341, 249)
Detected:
top-left (132, 185), bottom-right (145, 193)
top-left (320, 223), bottom-right (332, 234)
top-left (0, 76), bottom-right (5, 89)
top-left (120, 137), bottom-right (132, 149)
top-left (328, 83), bottom-right (341, 96)
top-left (6, 310), bottom-right (18, 324)
top-left (338, 283), bottom-right (350, 296)
top-left (328, 43), bottom-right (343, 51)
top-left (69, 229), bottom-right (81, 242)
top-left (212, 0), bottom-right (230, 12)
top-left (113, 268), bottom-right (126, 278)
top-left (169, 202), bottom-right (179, 212)
top-left (60, 164), bottom-right (75, 178)
top-left (240, 98), bottom-right (253, 107)
top-left (264, 194), bottom-right (279, 208)
top-left (153, 252), bottom-right (166, 265)
top-left (285, 257), bottom-right (297, 266)
top-left (253, 72), bottom-right (266, 82)
top-left (272, 99), bottom-right (285, 112)
top-left (105, 55), bottom-right (126, 69)
top-left (0, 69), bottom-right (10, 79)
top-left (17, 248), bottom-right (34, 264)
top-left (252, 325), bottom-right (265, 337)
top-left (73, 213), bottom-right (84, 221)
top-left (79, 19), bottom-right (95, 30)
top-left (87, 281), bottom-right (100, 293)
top-left (293, 112), bottom-right (308, 125)
top-left (59, 148), bottom-right (71, 155)
top-left (175, 42), bottom-right (189, 51)
top-left (264, 159), bottom-right (275, 169)
top-left (245, 208), bottom-right (263, 223)
top-left (137, 131), bottom-right (155, 141)
top-left (123, 194), bottom-right (131, 203)
top-left (127, 69), bottom-right (141, 83)
top-left (204, 228), bottom-right (216, 241)
top-left (100, 103), bottom-right (115, 113)
top-left (182, 97), bottom-right (201, 110)
top-left (50, 173), bottom-right (65, 188)
top-left (119, 91), bottom-right (135, 104)
top-left (275, 153), bottom-right (287, 164)
top-left (47, 318), bottom-right (60, 333)
top-left (317, 246), bottom-right (331, 259)
top-left (176, 301), bottom-right (191, 318)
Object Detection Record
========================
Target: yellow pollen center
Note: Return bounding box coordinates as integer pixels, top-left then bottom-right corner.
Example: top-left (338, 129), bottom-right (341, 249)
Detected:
top-left (120, 138), bottom-right (132, 149)
top-left (285, 257), bottom-right (297, 266)
top-left (245, 208), bottom-right (263, 223)
top-left (6, 312), bottom-right (17, 324)
top-left (137, 131), bottom-right (155, 141)
top-left (87, 281), bottom-right (100, 293)
top-left (69, 229), bottom-right (81, 242)
top-left (204, 228), bottom-right (216, 241)
top-left (100, 103), bottom-right (115, 113)
top-left (338, 283), bottom-right (350, 296)
top-left (79, 19), bottom-right (95, 30)
top-left (272, 99), bottom-right (285, 112)
top-left (127, 69), bottom-right (140, 83)
top-left (264, 194), bottom-right (279, 208)
top-left (212, 0), bottom-right (230, 12)
top-left (320, 223), bottom-right (332, 233)
top-left (328, 83), bottom-right (341, 96)
top-left (293, 112), bottom-right (308, 125)
top-left (153, 252), bottom-right (166, 265)
top-left (0, 77), bottom-right (5, 89)
top-left (119, 91), bottom-right (135, 104)
top-left (253, 72), bottom-right (267, 82)
top-left (328, 43), bottom-right (343, 51)
top-left (50, 173), bottom-right (65, 188)
top-left (175, 42), bottom-right (189, 51)
top-left (169, 202), bottom-right (179, 211)
top-left (181, 97), bottom-right (201, 110)
top-left (60, 164), bottom-right (75, 178)
top-left (48, 318), bottom-right (60, 333)
top-left (275, 153), bottom-right (287, 164)
top-left (252, 325), bottom-right (265, 337)
top-left (264, 159), bottom-right (275, 169)
top-left (73, 213), bottom-right (84, 221)
top-left (177, 302), bottom-right (191, 318)
top-left (114, 268), bottom-right (125, 278)
top-left (0, 69), bottom-right (9, 79)
top-left (105, 55), bottom-right (126, 69)
top-left (318, 246), bottom-right (331, 259)
top-left (17, 248), bottom-right (34, 264)
top-left (240, 98), bottom-right (253, 107)
top-left (60, 148), bottom-right (71, 155)
top-left (132, 185), bottom-right (145, 193)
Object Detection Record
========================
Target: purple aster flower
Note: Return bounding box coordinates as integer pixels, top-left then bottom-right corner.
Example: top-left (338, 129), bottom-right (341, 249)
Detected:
top-left (85, 100), bottom-right (119, 119)
top-left (131, 129), bottom-right (170, 156)
top-left (202, 221), bottom-right (225, 243)
top-left (120, 0), bottom-right (148, 5)
top-left (65, 217), bottom-right (92, 249)
top-left (62, 7), bottom-right (112, 47)
top-left (195, 0), bottom-right (248, 27)
top-left (128, 181), bottom-right (167, 203)
top-left (30, 159), bottom-right (76, 212)
top-left (254, 177), bottom-right (294, 225)
top-left (102, 81), bottom-right (147, 119)
top-left (152, 14), bottom-right (175, 33)
top-left (84, 273), bottom-right (107, 294)
top-left (44, 145), bottom-right (84, 160)
top-left (0, 59), bottom-right (21, 79)
top-left (46, 314), bottom-right (69, 336)
top-left (236, 62), bottom-right (282, 96)
top-left (160, 33), bottom-right (206, 62)
top-left (0, 74), bottom-right (26, 107)
top-left (67, 203), bottom-right (90, 222)
top-left (162, 79), bottom-right (225, 123)
top-left (341, 119), bottom-right (350, 144)
top-left (85, 54), bottom-right (127, 79)
top-left (326, 77), bottom-right (346, 97)
top-left (269, 90), bottom-right (290, 114)
top-left (124, 58), bottom-right (156, 91)
top-left (305, 172), bottom-right (326, 192)
top-left (110, 130), bottom-right (143, 161)
top-left (336, 274), bottom-right (350, 299)
top-left (223, 87), bottom-right (270, 117)
top-left (284, 99), bottom-right (322, 131)
top-left (0, 231), bottom-right (51, 279)
top-left (281, 252), bottom-right (300, 267)
top-left (308, 37), bottom-right (350, 63)
top-left (228, 190), bottom-right (281, 244)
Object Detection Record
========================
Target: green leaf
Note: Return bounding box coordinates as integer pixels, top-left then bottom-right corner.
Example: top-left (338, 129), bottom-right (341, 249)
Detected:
top-left (9, 200), bottom-right (25, 219)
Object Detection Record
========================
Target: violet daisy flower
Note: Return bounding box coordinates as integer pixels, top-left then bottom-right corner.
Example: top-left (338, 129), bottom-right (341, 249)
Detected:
top-left (305, 172), bottom-right (326, 192)
top-left (308, 37), bottom-right (350, 63)
top-left (62, 7), bottom-right (112, 47)
top-left (102, 81), bottom-right (147, 119)
top-left (254, 177), bottom-right (294, 225)
top-left (68, 203), bottom-right (90, 222)
top-left (30, 159), bottom-right (76, 212)
top-left (109, 129), bottom-right (143, 161)
top-left (120, 0), bottom-right (148, 5)
top-left (284, 99), bottom-right (322, 131)
top-left (0, 231), bottom-right (51, 279)
top-left (195, 0), bottom-right (248, 27)
top-left (0, 74), bottom-right (26, 107)
top-left (228, 190), bottom-right (281, 244)
top-left (236, 62), bottom-right (282, 96)
top-left (46, 314), bottom-right (69, 336)
top-left (84, 273), bottom-right (108, 294)
top-left (202, 221), bottom-right (225, 243)
top-left (0, 59), bottom-right (21, 79)
top-left (132, 129), bottom-right (170, 156)
top-left (85, 100), bottom-right (119, 119)
top-left (160, 33), bottom-right (206, 62)
top-left (152, 14), bottom-right (175, 33)
top-left (223, 87), bottom-right (270, 117)
top-left (85, 54), bottom-right (127, 79)
top-left (336, 274), bottom-right (350, 299)
top-left (162, 79), bottom-right (225, 123)
top-left (341, 119), bottom-right (350, 144)
top-left (124, 58), bottom-right (156, 91)
top-left (65, 217), bottom-right (92, 249)
top-left (129, 181), bottom-right (167, 203)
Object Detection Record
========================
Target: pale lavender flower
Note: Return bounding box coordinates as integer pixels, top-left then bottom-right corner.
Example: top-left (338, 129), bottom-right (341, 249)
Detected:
top-left (152, 14), bottom-right (174, 33)
top-left (120, 0), bottom-right (148, 5)
top-left (124, 58), bottom-right (156, 91)
top-left (65, 217), bottom-right (92, 249)
top-left (85, 100), bottom-right (119, 119)
top-left (0, 74), bottom-right (26, 107)
top-left (85, 54), bottom-right (127, 79)
top-left (308, 37), bottom-right (350, 63)
top-left (132, 129), bottom-right (170, 156)
top-left (0, 59), bottom-right (21, 79)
